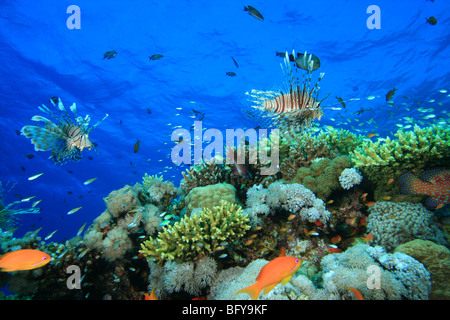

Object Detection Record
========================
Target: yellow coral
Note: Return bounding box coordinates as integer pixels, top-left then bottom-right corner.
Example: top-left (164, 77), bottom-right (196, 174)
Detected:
top-left (139, 202), bottom-right (250, 263)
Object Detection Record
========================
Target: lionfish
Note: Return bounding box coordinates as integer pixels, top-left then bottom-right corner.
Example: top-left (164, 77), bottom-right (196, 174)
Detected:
top-left (21, 97), bottom-right (108, 164)
top-left (245, 50), bottom-right (327, 129)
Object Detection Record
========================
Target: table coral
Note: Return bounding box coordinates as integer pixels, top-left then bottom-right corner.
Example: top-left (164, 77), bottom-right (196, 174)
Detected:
top-left (350, 124), bottom-right (450, 181)
top-left (139, 202), bottom-right (250, 263)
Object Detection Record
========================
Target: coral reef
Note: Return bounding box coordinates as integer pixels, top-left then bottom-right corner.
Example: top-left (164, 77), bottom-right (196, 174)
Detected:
top-left (291, 155), bottom-right (353, 200)
top-left (244, 182), bottom-right (331, 224)
top-left (395, 239), bottom-right (450, 300)
top-left (350, 124), bottom-right (450, 179)
top-left (319, 244), bottom-right (431, 300)
top-left (147, 256), bottom-right (218, 297)
top-left (139, 202), bottom-right (250, 263)
top-left (279, 128), bottom-right (333, 181)
top-left (366, 201), bottom-right (447, 250)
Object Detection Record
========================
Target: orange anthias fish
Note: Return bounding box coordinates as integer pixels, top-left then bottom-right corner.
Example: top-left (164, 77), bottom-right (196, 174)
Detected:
top-left (236, 249), bottom-right (301, 300)
top-left (144, 287), bottom-right (158, 300)
top-left (399, 168), bottom-right (450, 209)
top-left (0, 249), bottom-right (51, 272)
top-left (345, 286), bottom-right (364, 300)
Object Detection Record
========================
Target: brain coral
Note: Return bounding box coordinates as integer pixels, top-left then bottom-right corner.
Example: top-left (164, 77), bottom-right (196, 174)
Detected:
top-left (366, 201), bottom-right (447, 251)
top-left (185, 183), bottom-right (239, 214)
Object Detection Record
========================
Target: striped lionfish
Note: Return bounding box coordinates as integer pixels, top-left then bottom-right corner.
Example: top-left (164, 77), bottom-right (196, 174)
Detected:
top-left (21, 97), bottom-right (108, 164)
top-left (246, 50), bottom-right (327, 129)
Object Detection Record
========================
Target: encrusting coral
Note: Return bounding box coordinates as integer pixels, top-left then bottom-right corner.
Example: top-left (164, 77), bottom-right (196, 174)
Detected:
top-left (139, 202), bottom-right (250, 263)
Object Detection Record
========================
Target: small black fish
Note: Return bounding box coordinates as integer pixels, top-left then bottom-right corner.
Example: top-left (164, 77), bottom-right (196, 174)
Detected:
top-left (67, 191), bottom-right (73, 195)
top-left (244, 5), bottom-right (264, 21)
top-left (198, 113), bottom-right (205, 121)
top-left (192, 109), bottom-right (203, 115)
top-left (120, 119), bottom-right (122, 125)
top-left (134, 139), bottom-right (140, 153)
top-left (149, 54), bottom-right (164, 60)
top-left (275, 51), bottom-right (287, 58)
top-left (426, 16), bottom-right (437, 25)
top-left (103, 50), bottom-right (117, 59)
top-left (20, 166), bottom-right (26, 172)
top-left (231, 56), bottom-right (239, 68)
top-left (226, 71), bottom-right (237, 77)
top-left (87, 156), bottom-right (93, 160)
top-left (147, 108), bottom-right (152, 115)
top-left (15, 129), bottom-right (21, 136)
top-left (24, 154), bottom-right (35, 159)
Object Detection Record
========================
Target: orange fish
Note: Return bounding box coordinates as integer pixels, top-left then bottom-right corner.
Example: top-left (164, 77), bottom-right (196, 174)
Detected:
top-left (366, 133), bottom-right (376, 138)
top-left (144, 287), bottom-right (158, 300)
top-left (328, 247), bottom-right (342, 254)
top-left (365, 201), bottom-right (376, 207)
top-left (287, 214), bottom-right (296, 221)
top-left (244, 239), bottom-right (253, 246)
top-left (399, 169), bottom-right (450, 209)
top-left (360, 233), bottom-right (373, 242)
top-left (236, 249), bottom-right (301, 300)
top-left (331, 235), bottom-right (342, 244)
top-left (383, 196), bottom-right (392, 200)
top-left (0, 249), bottom-right (51, 272)
top-left (388, 178), bottom-right (394, 184)
top-left (360, 193), bottom-right (368, 199)
top-left (359, 216), bottom-right (367, 227)
top-left (345, 286), bottom-right (364, 300)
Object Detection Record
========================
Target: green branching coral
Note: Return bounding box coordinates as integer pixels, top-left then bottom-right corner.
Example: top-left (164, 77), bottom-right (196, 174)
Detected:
top-left (317, 128), bottom-right (365, 156)
top-left (350, 124), bottom-right (450, 178)
top-left (139, 202), bottom-right (250, 263)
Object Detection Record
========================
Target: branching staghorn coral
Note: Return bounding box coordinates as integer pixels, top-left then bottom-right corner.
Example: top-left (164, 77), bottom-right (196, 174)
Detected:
top-left (140, 202), bottom-right (250, 263)
top-left (350, 124), bottom-right (450, 179)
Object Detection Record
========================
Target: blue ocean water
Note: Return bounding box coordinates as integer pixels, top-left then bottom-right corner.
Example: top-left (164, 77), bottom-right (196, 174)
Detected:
top-left (0, 0), bottom-right (448, 245)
